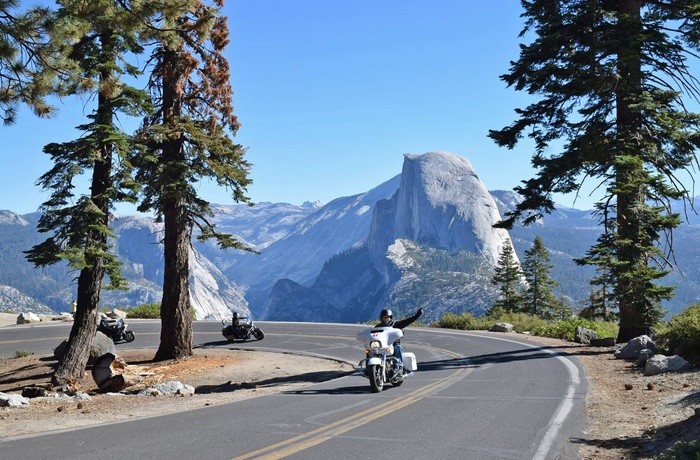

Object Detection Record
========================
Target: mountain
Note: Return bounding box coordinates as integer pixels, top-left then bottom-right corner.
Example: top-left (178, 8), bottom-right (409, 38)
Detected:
top-left (262, 152), bottom-right (516, 323)
top-left (2, 151), bottom-right (700, 322)
top-left (220, 175), bottom-right (401, 313)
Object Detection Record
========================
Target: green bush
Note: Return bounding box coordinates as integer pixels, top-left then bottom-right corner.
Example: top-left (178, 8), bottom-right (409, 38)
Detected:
top-left (126, 302), bottom-right (161, 319)
top-left (430, 309), bottom-right (619, 342)
top-left (14, 350), bottom-right (33, 358)
top-left (485, 309), bottom-right (549, 333)
top-left (655, 439), bottom-right (700, 460)
top-left (430, 312), bottom-right (488, 330)
top-left (531, 318), bottom-right (618, 341)
top-left (657, 304), bottom-right (700, 365)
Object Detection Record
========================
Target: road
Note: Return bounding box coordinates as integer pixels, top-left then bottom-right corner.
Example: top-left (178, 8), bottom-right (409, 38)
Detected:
top-left (0, 320), bottom-right (588, 459)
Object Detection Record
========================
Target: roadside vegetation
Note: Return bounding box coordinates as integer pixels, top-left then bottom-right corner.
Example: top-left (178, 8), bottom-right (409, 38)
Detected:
top-left (431, 301), bottom-right (700, 366)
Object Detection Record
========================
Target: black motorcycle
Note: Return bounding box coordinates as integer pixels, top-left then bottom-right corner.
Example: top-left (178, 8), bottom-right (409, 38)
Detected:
top-left (97, 317), bottom-right (135, 343)
top-left (221, 316), bottom-right (264, 342)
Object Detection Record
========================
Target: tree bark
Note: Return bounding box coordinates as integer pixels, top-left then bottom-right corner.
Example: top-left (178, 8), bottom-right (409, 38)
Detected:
top-left (615, 0), bottom-right (648, 343)
top-left (52, 31), bottom-right (115, 386)
top-left (153, 46), bottom-right (193, 361)
top-left (154, 193), bottom-right (193, 361)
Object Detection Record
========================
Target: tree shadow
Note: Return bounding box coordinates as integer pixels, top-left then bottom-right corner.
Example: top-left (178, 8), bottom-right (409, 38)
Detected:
top-left (0, 362), bottom-right (58, 392)
top-left (195, 369), bottom-right (355, 395)
top-left (570, 392), bottom-right (700, 458)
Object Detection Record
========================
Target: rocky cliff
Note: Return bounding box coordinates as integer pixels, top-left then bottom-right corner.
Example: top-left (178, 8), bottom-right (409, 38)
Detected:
top-left (264, 151), bottom-right (517, 323)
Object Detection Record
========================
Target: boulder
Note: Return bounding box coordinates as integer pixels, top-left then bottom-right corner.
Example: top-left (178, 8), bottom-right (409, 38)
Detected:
top-left (637, 349), bottom-right (654, 367)
top-left (574, 326), bottom-right (597, 345)
top-left (0, 392), bottom-right (30, 407)
top-left (644, 354), bottom-right (692, 376)
top-left (490, 322), bottom-right (513, 333)
top-left (110, 308), bottom-right (127, 320)
top-left (16, 312), bottom-right (41, 324)
top-left (53, 331), bottom-right (116, 361)
top-left (138, 381), bottom-right (195, 396)
top-left (614, 335), bottom-right (655, 360)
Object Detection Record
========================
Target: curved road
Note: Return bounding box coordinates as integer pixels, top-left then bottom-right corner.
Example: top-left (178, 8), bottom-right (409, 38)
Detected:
top-left (0, 321), bottom-right (588, 459)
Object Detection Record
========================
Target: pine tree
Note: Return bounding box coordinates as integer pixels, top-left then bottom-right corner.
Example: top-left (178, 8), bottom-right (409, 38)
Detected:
top-left (521, 236), bottom-right (559, 318)
top-left (0, 0), bottom-right (68, 123)
top-left (24, 0), bottom-right (151, 386)
top-left (135, 0), bottom-right (253, 361)
top-left (490, 241), bottom-right (522, 312)
top-left (488, 1), bottom-right (700, 342)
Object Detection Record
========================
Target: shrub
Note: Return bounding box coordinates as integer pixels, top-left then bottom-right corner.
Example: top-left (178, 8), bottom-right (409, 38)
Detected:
top-left (126, 302), bottom-right (161, 319)
top-left (655, 439), bottom-right (700, 460)
top-left (657, 304), bottom-right (700, 365)
top-left (485, 310), bottom-right (549, 333)
top-left (531, 318), bottom-right (618, 341)
top-left (430, 312), bottom-right (488, 330)
top-left (14, 350), bottom-right (33, 358)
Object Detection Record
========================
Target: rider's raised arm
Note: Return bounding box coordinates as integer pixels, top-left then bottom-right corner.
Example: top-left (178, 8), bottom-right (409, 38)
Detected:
top-left (394, 308), bottom-right (423, 330)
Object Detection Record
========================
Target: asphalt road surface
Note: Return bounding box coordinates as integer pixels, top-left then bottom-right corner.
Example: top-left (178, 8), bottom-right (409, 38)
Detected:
top-left (0, 320), bottom-right (588, 459)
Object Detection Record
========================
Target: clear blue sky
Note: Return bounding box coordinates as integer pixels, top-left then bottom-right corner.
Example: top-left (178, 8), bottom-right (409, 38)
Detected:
top-left (0, 1), bottom-right (599, 215)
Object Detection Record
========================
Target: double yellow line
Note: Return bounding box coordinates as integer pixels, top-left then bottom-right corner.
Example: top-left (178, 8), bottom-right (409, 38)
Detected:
top-left (233, 349), bottom-right (471, 460)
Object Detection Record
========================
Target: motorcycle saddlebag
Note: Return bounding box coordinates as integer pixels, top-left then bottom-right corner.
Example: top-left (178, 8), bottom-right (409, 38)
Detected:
top-left (403, 352), bottom-right (417, 371)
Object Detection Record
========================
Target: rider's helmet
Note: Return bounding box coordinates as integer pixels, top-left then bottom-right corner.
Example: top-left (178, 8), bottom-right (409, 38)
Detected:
top-left (232, 311), bottom-right (239, 319)
top-left (380, 309), bottom-right (393, 321)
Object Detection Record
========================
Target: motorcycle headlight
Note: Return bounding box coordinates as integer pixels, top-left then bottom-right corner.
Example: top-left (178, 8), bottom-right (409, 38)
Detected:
top-left (369, 340), bottom-right (381, 350)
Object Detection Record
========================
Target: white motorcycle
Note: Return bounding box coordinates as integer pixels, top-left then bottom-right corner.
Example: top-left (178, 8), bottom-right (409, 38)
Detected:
top-left (356, 326), bottom-right (417, 393)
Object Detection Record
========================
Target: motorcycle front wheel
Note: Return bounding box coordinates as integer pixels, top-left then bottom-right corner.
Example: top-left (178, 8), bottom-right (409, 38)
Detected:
top-left (124, 330), bottom-right (135, 343)
top-left (252, 328), bottom-right (264, 340)
top-left (369, 364), bottom-right (384, 393)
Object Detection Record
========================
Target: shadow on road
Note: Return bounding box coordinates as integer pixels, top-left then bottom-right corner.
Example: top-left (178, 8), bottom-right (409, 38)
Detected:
top-left (195, 369), bottom-right (354, 395)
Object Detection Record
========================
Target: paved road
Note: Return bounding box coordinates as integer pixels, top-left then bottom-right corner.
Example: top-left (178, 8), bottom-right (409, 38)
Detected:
top-left (0, 321), bottom-right (588, 459)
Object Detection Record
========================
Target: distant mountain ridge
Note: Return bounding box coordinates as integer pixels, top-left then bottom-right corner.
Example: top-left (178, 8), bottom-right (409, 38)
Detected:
top-left (1, 151), bottom-right (699, 321)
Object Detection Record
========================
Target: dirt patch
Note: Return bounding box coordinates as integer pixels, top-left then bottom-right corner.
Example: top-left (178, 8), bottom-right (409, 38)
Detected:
top-left (0, 348), bottom-right (354, 438)
top-left (516, 335), bottom-right (700, 460)
top-left (0, 334), bottom-right (699, 459)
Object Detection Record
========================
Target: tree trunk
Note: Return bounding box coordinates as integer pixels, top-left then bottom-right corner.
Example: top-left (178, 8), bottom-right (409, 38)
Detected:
top-left (154, 193), bottom-right (193, 361)
top-left (52, 32), bottom-right (115, 386)
top-left (153, 45), bottom-right (194, 361)
top-left (614, 0), bottom-right (647, 344)
top-left (52, 270), bottom-right (101, 387)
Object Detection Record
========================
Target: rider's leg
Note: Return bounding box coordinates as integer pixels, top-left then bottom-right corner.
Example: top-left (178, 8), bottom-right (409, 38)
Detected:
top-left (394, 343), bottom-right (404, 364)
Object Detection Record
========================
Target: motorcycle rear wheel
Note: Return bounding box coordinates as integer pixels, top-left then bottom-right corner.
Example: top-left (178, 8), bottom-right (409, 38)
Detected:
top-left (124, 330), bottom-right (135, 343)
top-left (252, 328), bottom-right (264, 340)
top-left (369, 364), bottom-right (384, 393)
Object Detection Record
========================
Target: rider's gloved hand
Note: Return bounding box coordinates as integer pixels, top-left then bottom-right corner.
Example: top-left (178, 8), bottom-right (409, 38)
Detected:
top-left (417, 308), bottom-right (423, 316)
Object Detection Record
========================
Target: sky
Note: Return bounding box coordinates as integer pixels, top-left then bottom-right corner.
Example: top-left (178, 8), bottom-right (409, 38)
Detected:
top-left (0, 1), bottom-right (600, 215)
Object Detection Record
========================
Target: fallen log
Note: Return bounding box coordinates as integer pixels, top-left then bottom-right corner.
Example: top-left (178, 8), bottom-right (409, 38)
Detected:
top-left (91, 353), bottom-right (130, 392)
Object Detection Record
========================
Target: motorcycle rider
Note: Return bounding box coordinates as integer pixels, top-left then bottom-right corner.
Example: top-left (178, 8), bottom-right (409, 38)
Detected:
top-left (232, 311), bottom-right (240, 324)
top-left (375, 308), bottom-right (423, 371)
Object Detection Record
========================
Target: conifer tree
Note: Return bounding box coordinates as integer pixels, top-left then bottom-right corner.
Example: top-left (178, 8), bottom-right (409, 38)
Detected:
top-left (0, 0), bottom-right (68, 123)
top-left (489, 1), bottom-right (700, 342)
top-left (521, 236), bottom-right (559, 318)
top-left (135, 0), bottom-right (253, 361)
top-left (490, 241), bottom-right (522, 312)
top-left (24, 0), bottom-right (151, 386)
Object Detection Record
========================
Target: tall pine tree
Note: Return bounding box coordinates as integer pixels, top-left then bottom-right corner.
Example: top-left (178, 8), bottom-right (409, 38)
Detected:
top-left (490, 241), bottom-right (523, 313)
top-left (489, 1), bottom-right (700, 342)
top-left (25, 0), bottom-right (151, 386)
top-left (135, 0), bottom-right (253, 361)
top-left (521, 236), bottom-right (559, 318)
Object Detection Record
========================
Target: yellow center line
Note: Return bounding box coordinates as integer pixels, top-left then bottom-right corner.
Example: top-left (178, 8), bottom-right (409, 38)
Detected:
top-left (232, 348), bottom-right (471, 460)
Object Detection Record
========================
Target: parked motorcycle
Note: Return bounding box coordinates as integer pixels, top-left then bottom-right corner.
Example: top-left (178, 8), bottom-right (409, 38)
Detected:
top-left (97, 317), bottom-right (135, 343)
top-left (221, 315), bottom-right (264, 342)
top-left (356, 326), bottom-right (417, 393)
